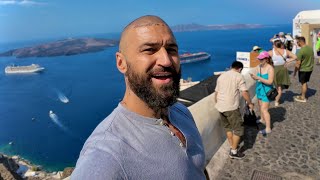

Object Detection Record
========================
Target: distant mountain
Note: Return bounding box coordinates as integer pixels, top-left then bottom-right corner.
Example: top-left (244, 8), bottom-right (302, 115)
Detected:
top-left (0, 38), bottom-right (118, 58)
top-left (171, 23), bottom-right (264, 32)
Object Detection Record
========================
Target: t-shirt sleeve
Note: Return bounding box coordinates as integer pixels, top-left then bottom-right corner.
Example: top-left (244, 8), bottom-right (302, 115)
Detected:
top-left (297, 48), bottom-right (303, 62)
top-left (238, 75), bottom-right (248, 92)
top-left (71, 148), bottom-right (126, 180)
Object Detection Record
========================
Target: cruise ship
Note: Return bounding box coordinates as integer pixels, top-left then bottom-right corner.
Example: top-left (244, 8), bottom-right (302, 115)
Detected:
top-left (5, 64), bottom-right (45, 74)
top-left (179, 52), bottom-right (211, 64)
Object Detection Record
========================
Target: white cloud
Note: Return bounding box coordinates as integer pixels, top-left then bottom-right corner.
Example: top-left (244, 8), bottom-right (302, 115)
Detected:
top-left (0, 0), bottom-right (45, 6)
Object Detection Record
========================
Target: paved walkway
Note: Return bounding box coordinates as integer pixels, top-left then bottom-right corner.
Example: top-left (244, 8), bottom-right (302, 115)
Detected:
top-left (207, 63), bottom-right (320, 180)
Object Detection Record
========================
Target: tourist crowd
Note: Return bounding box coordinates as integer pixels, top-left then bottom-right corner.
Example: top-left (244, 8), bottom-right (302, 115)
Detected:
top-left (215, 31), bottom-right (316, 160)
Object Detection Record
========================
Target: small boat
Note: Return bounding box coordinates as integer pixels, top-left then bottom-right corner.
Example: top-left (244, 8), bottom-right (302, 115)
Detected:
top-left (49, 110), bottom-right (54, 115)
top-left (9, 142), bottom-right (13, 145)
top-left (179, 52), bottom-right (211, 64)
top-left (5, 64), bottom-right (44, 74)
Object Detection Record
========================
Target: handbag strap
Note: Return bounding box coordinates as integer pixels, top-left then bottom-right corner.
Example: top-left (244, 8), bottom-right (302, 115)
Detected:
top-left (275, 48), bottom-right (287, 62)
top-left (259, 66), bottom-right (275, 94)
top-left (259, 66), bottom-right (268, 95)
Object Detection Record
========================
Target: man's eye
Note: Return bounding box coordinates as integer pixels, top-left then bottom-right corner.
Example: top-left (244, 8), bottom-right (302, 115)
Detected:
top-left (167, 48), bottom-right (178, 54)
top-left (143, 48), bottom-right (156, 52)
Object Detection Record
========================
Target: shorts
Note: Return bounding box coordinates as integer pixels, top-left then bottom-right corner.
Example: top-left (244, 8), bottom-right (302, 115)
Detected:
top-left (219, 109), bottom-right (244, 136)
top-left (299, 71), bottom-right (312, 84)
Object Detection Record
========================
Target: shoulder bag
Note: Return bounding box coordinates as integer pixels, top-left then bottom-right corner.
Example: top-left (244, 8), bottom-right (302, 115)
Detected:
top-left (259, 66), bottom-right (278, 101)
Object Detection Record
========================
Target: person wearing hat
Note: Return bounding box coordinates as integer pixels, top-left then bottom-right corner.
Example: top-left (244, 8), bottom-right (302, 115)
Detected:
top-left (269, 32), bottom-right (287, 49)
top-left (250, 51), bottom-right (274, 135)
top-left (278, 32), bottom-right (286, 44)
top-left (252, 46), bottom-right (264, 53)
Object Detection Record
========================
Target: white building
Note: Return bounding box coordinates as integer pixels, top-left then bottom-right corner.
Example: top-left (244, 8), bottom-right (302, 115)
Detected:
top-left (293, 10), bottom-right (320, 54)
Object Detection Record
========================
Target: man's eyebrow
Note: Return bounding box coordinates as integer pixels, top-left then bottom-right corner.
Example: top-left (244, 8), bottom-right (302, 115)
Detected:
top-left (139, 42), bottom-right (162, 48)
top-left (139, 42), bottom-right (178, 49)
top-left (167, 43), bottom-right (178, 49)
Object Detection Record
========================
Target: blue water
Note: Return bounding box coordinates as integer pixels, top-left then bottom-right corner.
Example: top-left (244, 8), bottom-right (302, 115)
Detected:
top-left (0, 24), bottom-right (291, 171)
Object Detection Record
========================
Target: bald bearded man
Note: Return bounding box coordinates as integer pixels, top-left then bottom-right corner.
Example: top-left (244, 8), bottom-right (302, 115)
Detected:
top-left (71, 15), bottom-right (206, 180)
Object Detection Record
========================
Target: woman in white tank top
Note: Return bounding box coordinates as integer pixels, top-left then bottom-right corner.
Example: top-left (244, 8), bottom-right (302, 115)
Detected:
top-left (268, 40), bottom-right (296, 106)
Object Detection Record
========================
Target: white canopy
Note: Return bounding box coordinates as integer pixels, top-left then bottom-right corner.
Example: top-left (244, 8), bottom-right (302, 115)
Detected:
top-left (294, 10), bottom-right (320, 21)
top-left (293, 10), bottom-right (320, 36)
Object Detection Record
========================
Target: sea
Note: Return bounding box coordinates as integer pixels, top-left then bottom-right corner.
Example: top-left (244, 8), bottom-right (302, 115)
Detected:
top-left (0, 24), bottom-right (291, 171)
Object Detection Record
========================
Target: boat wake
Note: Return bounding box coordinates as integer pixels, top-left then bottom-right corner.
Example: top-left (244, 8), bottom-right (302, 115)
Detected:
top-left (49, 111), bottom-right (69, 133)
top-left (48, 111), bottom-right (80, 140)
top-left (47, 87), bottom-right (71, 104)
top-left (56, 90), bottom-right (69, 103)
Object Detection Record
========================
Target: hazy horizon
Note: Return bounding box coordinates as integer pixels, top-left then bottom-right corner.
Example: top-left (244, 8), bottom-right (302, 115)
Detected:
top-left (0, 0), bottom-right (319, 43)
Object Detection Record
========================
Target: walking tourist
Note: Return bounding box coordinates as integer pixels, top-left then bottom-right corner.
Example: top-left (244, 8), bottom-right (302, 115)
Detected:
top-left (268, 39), bottom-right (297, 106)
top-left (250, 51), bottom-right (274, 135)
top-left (293, 36), bottom-right (314, 103)
top-left (215, 61), bottom-right (254, 159)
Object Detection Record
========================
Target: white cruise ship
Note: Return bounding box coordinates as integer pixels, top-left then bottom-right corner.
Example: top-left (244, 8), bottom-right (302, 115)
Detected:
top-left (179, 52), bottom-right (211, 64)
top-left (5, 64), bottom-right (45, 74)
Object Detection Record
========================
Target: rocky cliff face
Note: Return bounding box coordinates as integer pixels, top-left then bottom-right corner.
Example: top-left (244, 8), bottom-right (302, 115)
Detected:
top-left (0, 153), bottom-right (74, 180)
top-left (0, 38), bottom-right (118, 58)
top-left (0, 154), bottom-right (22, 180)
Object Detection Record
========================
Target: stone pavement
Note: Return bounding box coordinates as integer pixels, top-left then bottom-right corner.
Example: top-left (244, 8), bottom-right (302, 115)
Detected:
top-left (207, 63), bottom-right (320, 180)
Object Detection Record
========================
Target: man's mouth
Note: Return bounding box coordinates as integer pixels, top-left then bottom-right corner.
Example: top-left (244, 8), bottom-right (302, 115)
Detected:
top-left (151, 72), bottom-right (173, 84)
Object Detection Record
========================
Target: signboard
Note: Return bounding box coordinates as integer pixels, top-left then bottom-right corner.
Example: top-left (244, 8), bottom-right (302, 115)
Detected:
top-left (236, 52), bottom-right (250, 68)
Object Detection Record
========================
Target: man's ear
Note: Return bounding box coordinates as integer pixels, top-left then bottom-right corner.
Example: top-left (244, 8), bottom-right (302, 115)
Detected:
top-left (116, 52), bottom-right (127, 74)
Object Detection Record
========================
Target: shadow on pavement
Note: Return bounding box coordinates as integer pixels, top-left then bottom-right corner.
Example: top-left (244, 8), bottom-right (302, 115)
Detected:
top-left (270, 106), bottom-right (286, 125)
top-left (283, 88), bottom-right (317, 102)
top-left (241, 107), bottom-right (286, 152)
top-left (241, 125), bottom-right (259, 152)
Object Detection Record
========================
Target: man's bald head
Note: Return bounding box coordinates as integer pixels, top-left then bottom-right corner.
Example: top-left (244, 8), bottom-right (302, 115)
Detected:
top-left (119, 15), bottom-right (174, 53)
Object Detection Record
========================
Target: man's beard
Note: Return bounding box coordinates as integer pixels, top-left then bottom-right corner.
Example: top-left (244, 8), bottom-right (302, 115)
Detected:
top-left (125, 63), bottom-right (181, 117)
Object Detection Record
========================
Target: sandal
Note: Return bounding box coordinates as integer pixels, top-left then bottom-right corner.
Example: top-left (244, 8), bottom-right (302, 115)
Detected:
top-left (259, 129), bottom-right (271, 135)
top-left (256, 119), bottom-right (266, 124)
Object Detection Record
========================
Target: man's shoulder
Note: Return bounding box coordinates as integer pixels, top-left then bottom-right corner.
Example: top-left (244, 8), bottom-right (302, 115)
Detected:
top-left (170, 102), bottom-right (192, 117)
top-left (170, 102), bottom-right (196, 126)
top-left (91, 105), bottom-right (123, 134)
top-left (301, 45), bottom-right (313, 52)
top-left (218, 70), bottom-right (234, 79)
top-left (81, 105), bottom-right (127, 153)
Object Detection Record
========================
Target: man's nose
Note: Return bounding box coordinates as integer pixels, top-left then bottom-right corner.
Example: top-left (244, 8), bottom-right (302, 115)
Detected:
top-left (157, 47), bottom-right (173, 67)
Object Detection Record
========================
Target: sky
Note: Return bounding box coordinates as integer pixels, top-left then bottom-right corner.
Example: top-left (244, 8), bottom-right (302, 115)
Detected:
top-left (0, 0), bottom-right (319, 43)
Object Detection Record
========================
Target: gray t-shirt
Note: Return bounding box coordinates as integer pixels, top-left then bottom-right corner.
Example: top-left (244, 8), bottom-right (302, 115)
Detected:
top-left (71, 102), bottom-right (205, 180)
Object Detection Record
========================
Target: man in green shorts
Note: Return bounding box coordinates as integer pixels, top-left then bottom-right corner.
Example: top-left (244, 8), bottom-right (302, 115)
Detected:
top-left (294, 36), bottom-right (314, 103)
top-left (215, 61), bottom-right (254, 159)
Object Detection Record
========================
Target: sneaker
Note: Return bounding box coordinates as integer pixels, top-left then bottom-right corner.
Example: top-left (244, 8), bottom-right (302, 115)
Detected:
top-left (229, 151), bottom-right (245, 160)
top-left (294, 96), bottom-right (307, 103)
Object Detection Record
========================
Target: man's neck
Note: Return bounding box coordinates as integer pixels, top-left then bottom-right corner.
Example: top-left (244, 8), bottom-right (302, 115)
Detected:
top-left (231, 68), bottom-right (240, 73)
top-left (121, 90), bottom-right (166, 119)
